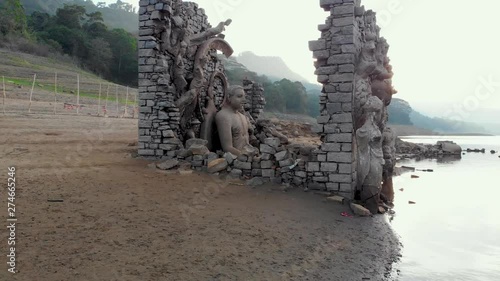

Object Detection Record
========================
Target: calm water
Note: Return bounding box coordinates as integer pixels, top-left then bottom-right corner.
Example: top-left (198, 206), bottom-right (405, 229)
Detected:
top-left (391, 136), bottom-right (500, 281)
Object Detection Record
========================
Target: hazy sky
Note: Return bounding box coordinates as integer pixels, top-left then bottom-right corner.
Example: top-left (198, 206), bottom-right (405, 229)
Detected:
top-left (111, 0), bottom-right (500, 119)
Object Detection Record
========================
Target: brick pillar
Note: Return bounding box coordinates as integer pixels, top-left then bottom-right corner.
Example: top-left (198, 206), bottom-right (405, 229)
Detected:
top-left (308, 0), bottom-right (357, 199)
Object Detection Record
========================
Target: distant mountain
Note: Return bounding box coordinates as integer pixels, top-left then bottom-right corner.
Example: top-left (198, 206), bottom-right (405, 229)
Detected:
top-left (20, 0), bottom-right (138, 33)
top-left (388, 98), bottom-right (490, 134)
top-left (235, 51), bottom-right (309, 83)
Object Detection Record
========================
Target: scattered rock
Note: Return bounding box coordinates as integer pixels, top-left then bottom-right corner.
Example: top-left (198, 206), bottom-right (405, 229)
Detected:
top-left (128, 141), bottom-right (138, 147)
top-left (491, 150), bottom-right (497, 154)
top-left (177, 149), bottom-right (193, 158)
top-left (438, 141), bottom-right (462, 154)
top-left (224, 152), bottom-right (237, 165)
top-left (350, 203), bottom-right (371, 217)
top-left (229, 169), bottom-right (243, 178)
top-left (245, 177), bottom-right (266, 187)
top-left (411, 175), bottom-right (419, 179)
top-left (408, 201), bottom-right (416, 204)
top-left (378, 206), bottom-right (387, 214)
top-left (188, 144), bottom-right (209, 155)
top-left (466, 148), bottom-right (486, 153)
top-left (275, 150), bottom-right (288, 161)
top-left (179, 169), bottom-right (193, 175)
top-left (207, 158), bottom-right (228, 173)
top-left (156, 159), bottom-right (179, 170)
top-left (327, 196), bottom-right (345, 204)
top-left (399, 188), bottom-right (404, 192)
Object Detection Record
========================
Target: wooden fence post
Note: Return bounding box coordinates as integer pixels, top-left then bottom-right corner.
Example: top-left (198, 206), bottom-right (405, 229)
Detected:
top-left (28, 74), bottom-right (36, 113)
top-left (54, 72), bottom-right (57, 114)
top-left (2, 76), bottom-right (6, 115)
top-left (97, 83), bottom-right (102, 116)
top-left (76, 74), bottom-right (80, 115)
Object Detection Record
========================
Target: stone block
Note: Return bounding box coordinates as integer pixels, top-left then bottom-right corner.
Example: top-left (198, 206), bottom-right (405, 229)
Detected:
top-left (315, 66), bottom-right (337, 75)
top-left (313, 176), bottom-right (328, 182)
top-left (332, 35), bottom-right (354, 44)
top-left (339, 64), bottom-right (355, 73)
top-left (279, 159), bottom-right (294, 167)
top-left (330, 113), bottom-right (353, 123)
top-left (332, 4), bottom-right (354, 16)
top-left (321, 143), bottom-right (341, 152)
top-left (306, 162), bottom-right (320, 172)
top-left (339, 164), bottom-right (352, 174)
top-left (308, 182), bottom-right (325, 190)
top-left (327, 54), bottom-right (355, 65)
top-left (264, 138), bottom-right (281, 148)
top-left (317, 75), bottom-right (329, 83)
top-left (342, 143), bottom-right (352, 152)
top-left (139, 65), bottom-right (154, 73)
top-left (329, 174), bottom-right (352, 183)
top-left (139, 49), bottom-right (155, 57)
top-left (260, 144), bottom-right (276, 154)
top-left (326, 183), bottom-right (339, 191)
top-left (208, 158), bottom-right (228, 173)
top-left (317, 115), bottom-right (330, 124)
top-left (327, 152), bottom-right (353, 163)
top-left (326, 103), bottom-right (342, 114)
top-left (327, 195), bottom-right (345, 204)
top-left (233, 160), bottom-right (251, 170)
top-left (332, 17), bottom-right (353, 27)
top-left (328, 93), bottom-right (352, 103)
top-left (318, 154), bottom-right (327, 162)
top-left (261, 161), bottom-right (273, 169)
top-left (262, 169), bottom-right (275, 178)
top-left (326, 133), bottom-right (352, 143)
top-left (309, 39), bottom-right (327, 51)
top-left (275, 151), bottom-right (288, 161)
top-left (313, 50), bottom-right (330, 59)
top-left (340, 183), bottom-right (353, 193)
top-left (321, 162), bottom-right (338, 172)
top-left (341, 45), bottom-right (356, 54)
top-left (138, 149), bottom-right (155, 156)
top-left (342, 103), bottom-right (353, 112)
top-left (295, 171), bottom-right (307, 178)
top-left (139, 29), bottom-right (154, 36)
top-left (328, 73), bottom-right (354, 83)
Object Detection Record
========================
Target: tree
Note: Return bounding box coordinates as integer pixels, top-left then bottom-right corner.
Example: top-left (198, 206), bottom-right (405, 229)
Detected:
top-left (0, 0), bottom-right (27, 36)
top-left (105, 28), bottom-right (138, 85)
top-left (28, 11), bottom-right (51, 33)
top-left (55, 4), bottom-right (86, 30)
top-left (87, 38), bottom-right (113, 75)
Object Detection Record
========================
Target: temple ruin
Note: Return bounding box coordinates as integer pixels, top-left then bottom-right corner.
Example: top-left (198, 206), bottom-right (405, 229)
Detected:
top-left (137, 0), bottom-right (397, 213)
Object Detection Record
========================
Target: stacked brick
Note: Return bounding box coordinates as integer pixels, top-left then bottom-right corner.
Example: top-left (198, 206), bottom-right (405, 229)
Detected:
top-left (308, 0), bottom-right (359, 199)
top-left (137, 0), bottom-right (211, 158)
top-left (242, 79), bottom-right (266, 121)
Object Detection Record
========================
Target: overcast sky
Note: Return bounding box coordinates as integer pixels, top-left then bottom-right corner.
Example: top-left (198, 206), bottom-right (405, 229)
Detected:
top-left (110, 0), bottom-right (500, 119)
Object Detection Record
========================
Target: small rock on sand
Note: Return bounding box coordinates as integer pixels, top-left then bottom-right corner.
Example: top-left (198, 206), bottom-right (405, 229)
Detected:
top-left (207, 158), bottom-right (228, 173)
top-left (350, 203), bottom-right (371, 217)
top-left (156, 159), bottom-right (179, 170)
top-left (327, 196), bottom-right (345, 204)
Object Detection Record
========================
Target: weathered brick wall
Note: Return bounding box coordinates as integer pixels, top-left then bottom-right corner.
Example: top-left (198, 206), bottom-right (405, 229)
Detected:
top-left (137, 0), bottom-right (211, 158)
top-left (308, 0), bottom-right (359, 199)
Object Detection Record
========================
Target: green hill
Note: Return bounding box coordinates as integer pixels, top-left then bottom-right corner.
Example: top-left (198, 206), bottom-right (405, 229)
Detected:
top-left (20, 0), bottom-right (138, 33)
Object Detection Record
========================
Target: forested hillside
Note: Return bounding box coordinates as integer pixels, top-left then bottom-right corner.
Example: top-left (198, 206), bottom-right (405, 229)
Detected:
top-left (0, 0), bottom-right (137, 86)
top-left (20, 0), bottom-right (138, 33)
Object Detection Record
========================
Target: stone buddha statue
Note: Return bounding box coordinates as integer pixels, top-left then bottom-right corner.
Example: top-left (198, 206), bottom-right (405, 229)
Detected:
top-left (215, 86), bottom-right (254, 156)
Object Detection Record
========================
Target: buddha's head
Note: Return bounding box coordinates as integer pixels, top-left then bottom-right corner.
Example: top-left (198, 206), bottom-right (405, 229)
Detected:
top-left (226, 85), bottom-right (246, 111)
